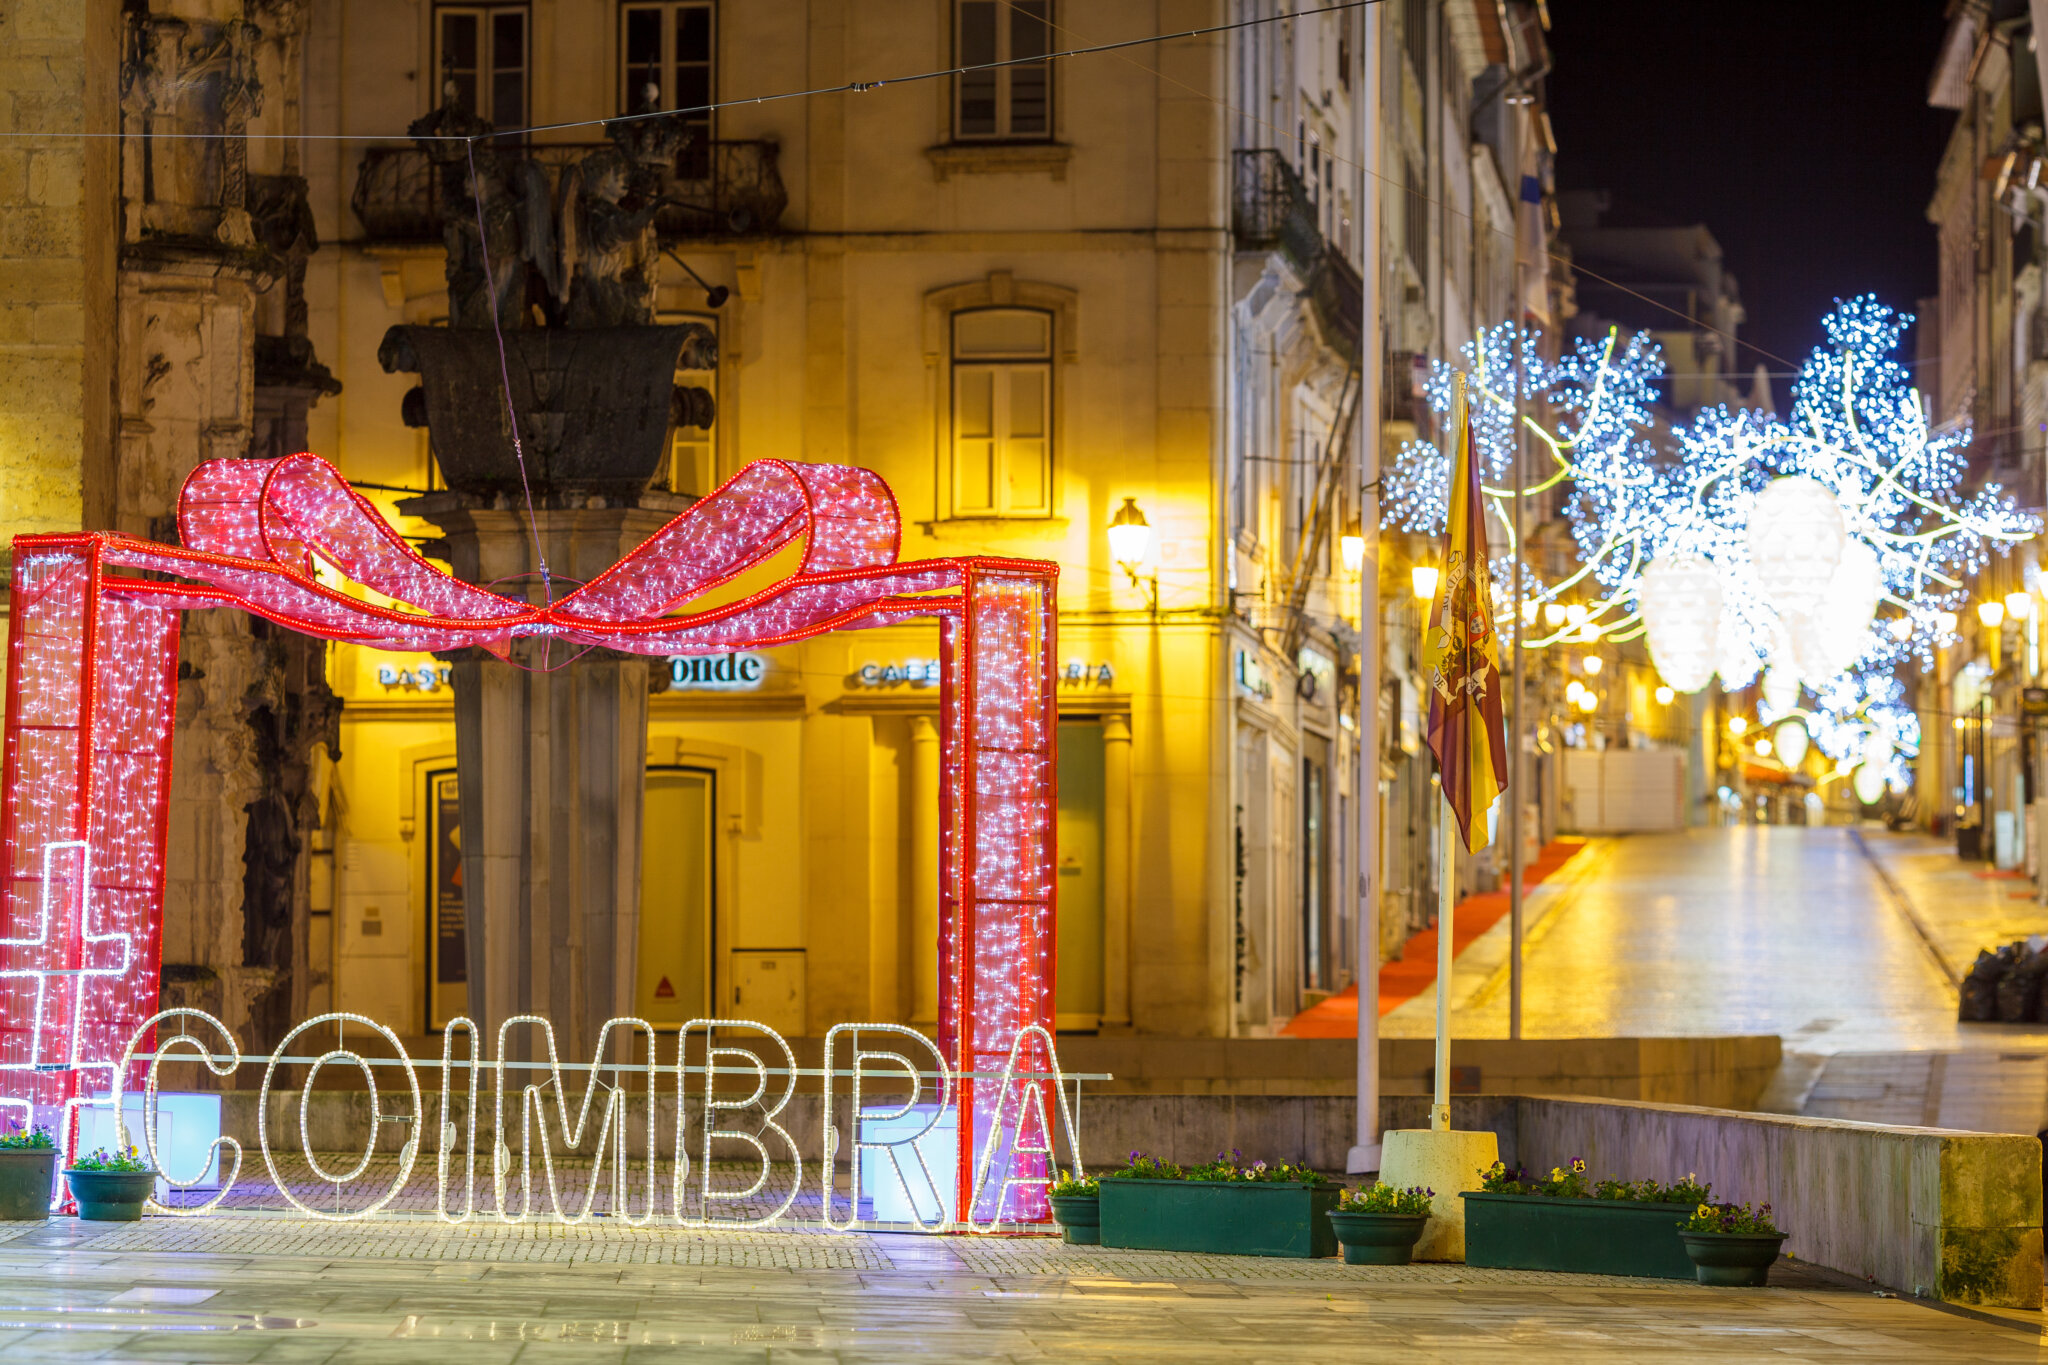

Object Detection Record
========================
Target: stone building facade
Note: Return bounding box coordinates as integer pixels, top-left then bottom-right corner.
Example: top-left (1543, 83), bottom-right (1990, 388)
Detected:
top-left (0, 0), bottom-right (1566, 1047)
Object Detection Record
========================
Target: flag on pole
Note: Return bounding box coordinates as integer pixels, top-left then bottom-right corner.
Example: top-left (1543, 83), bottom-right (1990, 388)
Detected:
top-left (1423, 373), bottom-right (1510, 851)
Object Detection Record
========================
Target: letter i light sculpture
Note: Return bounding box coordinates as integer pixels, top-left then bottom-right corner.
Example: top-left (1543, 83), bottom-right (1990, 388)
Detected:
top-left (0, 454), bottom-right (1059, 1223)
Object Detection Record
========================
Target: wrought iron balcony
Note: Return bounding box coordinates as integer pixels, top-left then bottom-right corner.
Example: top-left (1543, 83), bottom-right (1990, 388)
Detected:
top-left (1232, 149), bottom-right (1361, 362)
top-left (1232, 149), bottom-right (1324, 275)
top-left (350, 139), bottom-right (788, 243)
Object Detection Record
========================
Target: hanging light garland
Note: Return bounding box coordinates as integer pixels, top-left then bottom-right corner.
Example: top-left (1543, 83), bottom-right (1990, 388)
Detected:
top-left (1382, 299), bottom-right (2036, 790)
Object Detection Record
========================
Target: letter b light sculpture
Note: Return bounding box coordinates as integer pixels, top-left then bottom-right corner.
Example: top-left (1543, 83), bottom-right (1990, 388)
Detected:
top-left (0, 454), bottom-right (1058, 1223)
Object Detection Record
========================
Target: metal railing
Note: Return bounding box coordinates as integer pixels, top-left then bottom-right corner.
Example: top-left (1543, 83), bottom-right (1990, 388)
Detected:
top-left (350, 139), bottom-right (788, 243)
top-left (1231, 148), bottom-right (1322, 275)
top-left (1232, 149), bottom-right (1362, 362)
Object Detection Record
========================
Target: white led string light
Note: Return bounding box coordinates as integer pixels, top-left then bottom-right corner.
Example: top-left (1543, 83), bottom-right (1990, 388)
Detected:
top-left (257, 1013), bottom-right (422, 1221)
top-left (676, 1018), bottom-right (804, 1228)
top-left (965, 1024), bottom-right (1083, 1233)
top-left (487, 1015), bottom-right (660, 1227)
top-left (94, 1009), bottom-right (1086, 1228)
top-left (820, 1023), bottom-right (953, 1232)
top-left (112, 1009), bottom-right (243, 1216)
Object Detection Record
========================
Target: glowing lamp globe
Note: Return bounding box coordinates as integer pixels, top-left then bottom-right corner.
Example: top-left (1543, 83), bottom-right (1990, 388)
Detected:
top-left (1801, 538), bottom-right (1882, 682)
top-left (2007, 591), bottom-right (2033, 620)
top-left (1760, 665), bottom-right (1800, 718)
top-left (1107, 497), bottom-right (1153, 568)
top-left (1773, 718), bottom-right (1809, 771)
top-left (1978, 600), bottom-right (2006, 629)
top-left (1746, 476), bottom-right (1846, 618)
top-left (1655, 684), bottom-right (1675, 705)
top-left (1852, 762), bottom-right (1888, 806)
top-left (1637, 553), bottom-right (1722, 693)
top-left (1713, 604), bottom-right (1763, 690)
top-left (1411, 565), bottom-right (1440, 601)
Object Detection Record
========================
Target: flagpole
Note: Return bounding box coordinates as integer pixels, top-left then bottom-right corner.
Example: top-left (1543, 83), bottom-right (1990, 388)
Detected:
top-left (1382, 368), bottom-right (1502, 1262)
top-left (1433, 790), bottom-right (1454, 1132)
top-left (1509, 334), bottom-right (1527, 1043)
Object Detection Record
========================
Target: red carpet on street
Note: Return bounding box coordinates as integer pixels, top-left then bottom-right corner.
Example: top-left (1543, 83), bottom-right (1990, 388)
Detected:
top-left (1279, 838), bottom-right (1589, 1037)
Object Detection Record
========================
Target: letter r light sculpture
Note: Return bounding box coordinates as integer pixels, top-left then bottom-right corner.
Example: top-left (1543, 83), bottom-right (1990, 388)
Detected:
top-left (0, 454), bottom-right (1059, 1223)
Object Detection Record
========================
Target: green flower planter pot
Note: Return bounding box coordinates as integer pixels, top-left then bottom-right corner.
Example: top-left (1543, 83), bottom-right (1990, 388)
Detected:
top-left (1680, 1231), bottom-right (1786, 1287)
top-left (1049, 1193), bottom-right (1100, 1245)
top-left (65, 1169), bottom-right (157, 1222)
top-left (1328, 1210), bottom-right (1428, 1265)
top-left (0, 1149), bottom-right (56, 1220)
top-left (1459, 1192), bottom-right (1697, 1279)
top-left (1099, 1179), bottom-right (1339, 1259)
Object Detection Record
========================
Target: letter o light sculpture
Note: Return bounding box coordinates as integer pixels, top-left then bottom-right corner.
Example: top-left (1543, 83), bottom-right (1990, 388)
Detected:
top-left (0, 454), bottom-right (1059, 1223)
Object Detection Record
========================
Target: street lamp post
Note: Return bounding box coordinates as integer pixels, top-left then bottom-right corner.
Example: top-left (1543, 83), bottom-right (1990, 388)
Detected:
top-left (1347, 0), bottom-right (1385, 1178)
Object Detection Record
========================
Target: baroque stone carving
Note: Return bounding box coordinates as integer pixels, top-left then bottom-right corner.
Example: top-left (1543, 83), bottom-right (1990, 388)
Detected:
top-left (407, 87), bottom-right (696, 331)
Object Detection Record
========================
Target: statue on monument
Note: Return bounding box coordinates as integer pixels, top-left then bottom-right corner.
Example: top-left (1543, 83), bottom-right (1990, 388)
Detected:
top-left (406, 81), bottom-right (698, 333)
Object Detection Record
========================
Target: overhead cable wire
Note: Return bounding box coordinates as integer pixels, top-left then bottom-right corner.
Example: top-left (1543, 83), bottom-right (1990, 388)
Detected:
top-left (995, 0), bottom-right (1805, 374)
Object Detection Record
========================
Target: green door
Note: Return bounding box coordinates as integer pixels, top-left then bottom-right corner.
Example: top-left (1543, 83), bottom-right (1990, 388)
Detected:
top-left (1056, 720), bottom-right (1106, 1026)
top-left (639, 768), bottom-right (715, 1025)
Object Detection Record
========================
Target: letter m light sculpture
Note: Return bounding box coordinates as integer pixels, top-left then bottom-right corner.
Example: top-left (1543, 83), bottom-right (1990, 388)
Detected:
top-left (0, 454), bottom-right (1058, 1222)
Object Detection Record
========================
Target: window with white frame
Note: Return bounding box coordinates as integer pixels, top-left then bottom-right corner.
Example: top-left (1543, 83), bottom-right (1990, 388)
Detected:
top-left (621, 2), bottom-right (715, 177)
top-left (436, 5), bottom-right (529, 128)
top-left (951, 308), bottom-right (1053, 518)
top-left (954, 1), bottom-right (1052, 140)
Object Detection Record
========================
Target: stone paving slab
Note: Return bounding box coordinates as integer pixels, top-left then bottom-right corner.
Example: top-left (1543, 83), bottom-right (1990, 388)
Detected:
top-left (0, 1224), bottom-right (2038, 1362)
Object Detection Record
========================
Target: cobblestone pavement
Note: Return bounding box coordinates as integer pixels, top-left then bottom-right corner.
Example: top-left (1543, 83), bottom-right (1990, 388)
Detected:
top-left (155, 1156), bottom-right (822, 1223)
top-left (0, 1214), bottom-right (2041, 1362)
top-left (1384, 825), bottom-right (2031, 1049)
top-left (1382, 824), bottom-right (2048, 1132)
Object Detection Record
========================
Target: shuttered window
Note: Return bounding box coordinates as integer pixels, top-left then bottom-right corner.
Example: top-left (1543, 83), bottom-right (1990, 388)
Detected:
top-left (951, 308), bottom-right (1053, 518)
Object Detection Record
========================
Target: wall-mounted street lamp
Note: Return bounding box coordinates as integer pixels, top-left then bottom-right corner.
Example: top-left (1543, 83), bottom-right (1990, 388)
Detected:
top-left (2005, 591), bottom-right (2032, 621)
top-left (1410, 564), bottom-right (1439, 601)
top-left (1108, 497), bottom-right (1158, 613)
top-left (1340, 515), bottom-right (1366, 574)
top-left (1654, 684), bottom-right (1675, 706)
top-left (1978, 599), bottom-right (2007, 630)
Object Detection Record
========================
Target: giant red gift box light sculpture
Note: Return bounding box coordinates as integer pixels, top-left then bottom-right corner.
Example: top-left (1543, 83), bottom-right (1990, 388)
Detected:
top-left (0, 453), bottom-right (1059, 1223)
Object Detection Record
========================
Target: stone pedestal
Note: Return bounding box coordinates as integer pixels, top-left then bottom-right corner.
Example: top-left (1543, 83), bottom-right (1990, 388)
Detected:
top-left (1379, 1127), bottom-right (1500, 1262)
top-left (406, 499), bottom-right (685, 1062)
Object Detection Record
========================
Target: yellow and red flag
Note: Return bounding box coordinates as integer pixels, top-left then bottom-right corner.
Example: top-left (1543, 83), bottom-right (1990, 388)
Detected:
top-left (1423, 373), bottom-right (1510, 851)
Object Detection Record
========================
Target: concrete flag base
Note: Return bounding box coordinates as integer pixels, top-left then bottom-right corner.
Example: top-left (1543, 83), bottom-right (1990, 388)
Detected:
top-left (1378, 1128), bottom-right (1500, 1262)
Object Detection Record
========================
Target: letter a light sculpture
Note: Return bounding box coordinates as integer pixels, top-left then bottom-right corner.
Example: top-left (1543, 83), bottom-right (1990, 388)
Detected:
top-left (0, 454), bottom-right (1058, 1223)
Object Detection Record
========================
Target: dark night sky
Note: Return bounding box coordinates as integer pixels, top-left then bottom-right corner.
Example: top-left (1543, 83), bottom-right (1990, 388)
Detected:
top-left (1544, 1), bottom-right (1957, 376)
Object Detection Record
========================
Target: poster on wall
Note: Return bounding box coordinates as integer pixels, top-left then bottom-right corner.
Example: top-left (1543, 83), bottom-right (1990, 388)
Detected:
top-left (428, 769), bottom-right (466, 1027)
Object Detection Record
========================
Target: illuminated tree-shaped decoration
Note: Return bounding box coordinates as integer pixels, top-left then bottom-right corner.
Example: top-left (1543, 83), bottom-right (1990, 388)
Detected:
top-left (1388, 302), bottom-right (2035, 726)
top-left (1381, 322), bottom-right (1664, 649)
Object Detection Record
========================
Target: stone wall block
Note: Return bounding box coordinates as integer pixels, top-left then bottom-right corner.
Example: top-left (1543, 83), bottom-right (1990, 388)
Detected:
top-left (26, 149), bottom-right (81, 208)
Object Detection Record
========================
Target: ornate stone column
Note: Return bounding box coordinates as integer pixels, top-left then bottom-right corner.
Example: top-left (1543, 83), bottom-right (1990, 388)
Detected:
top-left (402, 500), bottom-right (683, 1060)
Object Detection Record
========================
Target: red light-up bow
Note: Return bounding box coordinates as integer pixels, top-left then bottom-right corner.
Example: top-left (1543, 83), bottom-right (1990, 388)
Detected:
top-left (2, 453), bottom-right (1059, 1223)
